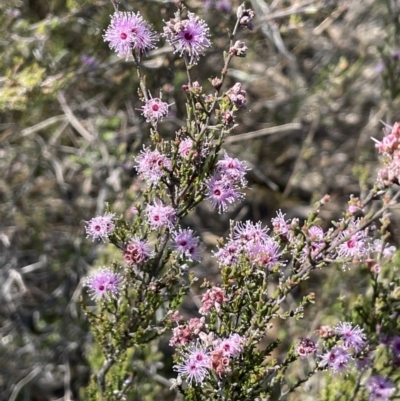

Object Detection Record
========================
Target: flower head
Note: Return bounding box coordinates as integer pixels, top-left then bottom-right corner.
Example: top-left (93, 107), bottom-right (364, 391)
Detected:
top-left (134, 147), bottom-right (172, 185)
top-left (234, 220), bottom-right (269, 244)
top-left (366, 376), bottom-right (395, 401)
top-left (337, 224), bottom-right (368, 260)
top-left (123, 237), bottom-right (152, 265)
top-left (172, 228), bottom-right (201, 261)
top-left (146, 201), bottom-right (176, 229)
top-left (163, 12), bottom-right (211, 64)
top-left (271, 210), bottom-right (290, 237)
top-left (319, 345), bottom-right (352, 374)
top-left (214, 333), bottom-right (246, 357)
top-left (335, 322), bottom-right (367, 352)
top-left (141, 97), bottom-right (169, 123)
top-left (174, 344), bottom-right (211, 385)
top-left (206, 173), bottom-right (244, 213)
top-left (199, 286), bottom-right (227, 315)
top-left (84, 268), bottom-right (122, 301)
top-left (217, 152), bottom-right (249, 186)
top-left (103, 11), bottom-right (158, 59)
top-left (85, 213), bottom-right (115, 241)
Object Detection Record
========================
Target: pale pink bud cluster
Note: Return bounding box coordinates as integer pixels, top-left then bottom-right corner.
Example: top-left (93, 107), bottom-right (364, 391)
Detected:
top-left (226, 82), bottom-right (247, 109)
top-left (199, 286), bottom-right (227, 315)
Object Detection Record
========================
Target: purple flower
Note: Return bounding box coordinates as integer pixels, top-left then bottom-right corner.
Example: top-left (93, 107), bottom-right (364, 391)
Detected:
top-left (233, 220), bottom-right (270, 244)
top-left (366, 376), bottom-right (395, 401)
top-left (391, 336), bottom-right (400, 357)
top-left (271, 210), bottom-right (290, 237)
top-left (319, 345), bottom-right (352, 374)
top-left (335, 322), bottom-right (367, 352)
top-left (141, 97), bottom-right (169, 123)
top-left (174, 344), bottom-right (211, 385)
top-left (172, 228), bottom-right (201, 261)
top-left (214, 333), bottom-right (245, 357)
top-left (84, 268), bottom-right (122, 301)
top-left (85, 213), bottom-right (115, 241)
top-left (217, 152), bottom-right (248, 186)
top-left (134, 147), bottom-right (172, 185)
top-left (163, 12), bottom-right (211, 64)
top-left (123, 237), bottom-right (152, 265)
top-left (213, 239), bottom-right (242, 266)
top-left (103, 11), bottom-right (158, 59)
top-left (206, 173), bottom-right (244, 213)
top-left (146, 201), bottom-right (176, 229)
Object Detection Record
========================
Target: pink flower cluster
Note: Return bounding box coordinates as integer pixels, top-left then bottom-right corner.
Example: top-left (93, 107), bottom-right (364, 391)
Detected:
top-left (141, 97), bottom-right (169, 123)
top-left (374, 122), bottom-right (400, 186)
top-left (169, 317), bottom-right (205, 347)
top-left (206, 152), bottom-right (249, 213)
top-left (85, 212), bottom-right (115, 241)
top-left (173, 333), bottom-right (246, 385)
top-left (226, 82), bottom-right (247, 109)
top-left (214, 220), bottom-right (284, 271)
top-left (146, 201), bottom-right (177, 229)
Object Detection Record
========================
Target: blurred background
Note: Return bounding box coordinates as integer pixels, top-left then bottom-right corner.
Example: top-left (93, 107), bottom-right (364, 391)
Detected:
top-left (1, 0), bottom-right (400, 399)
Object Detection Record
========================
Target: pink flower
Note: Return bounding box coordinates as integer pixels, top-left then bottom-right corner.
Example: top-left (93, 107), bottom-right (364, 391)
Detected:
top-left (271, 210), bottom-right (290, 237)
top-left (335, 322), bottom-right (367, 352)
top-left (84, 268), bottom-right (122, 301)
top-left (214, 333), bottom-right (245, 357)
top-left (246, 238), bottom-right (284, 270)
top-left (217, 152), bottom-right (248, 186)
top-left (174, 344), bottom-right (211, 385)
top-left (123, 237), bottom-right (152, 265)
top-left (206, 174), bottom-right (243, 213)
top-left (163, 12), bottom-right (211, 64)
top-left (146, 201), bottom-right (176, 229)
top-left (85, 213), bottom-right (115, 241)
top-left (141, 97), bottom-right (169, 123)
top-left (103, 11), bottom-right (158, 59)
top-left (337, 223), bottom-right (368, 260)
top-left (134, 147), bottom-right (172, 185)
top-left (234, 221), bottom-right (270, 244)
top-left (213, 239), bottom-right (242, 266)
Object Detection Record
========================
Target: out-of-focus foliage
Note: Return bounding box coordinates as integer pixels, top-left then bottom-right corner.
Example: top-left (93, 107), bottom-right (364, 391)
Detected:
top-left (1, 0), bottom-right (400, 400)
